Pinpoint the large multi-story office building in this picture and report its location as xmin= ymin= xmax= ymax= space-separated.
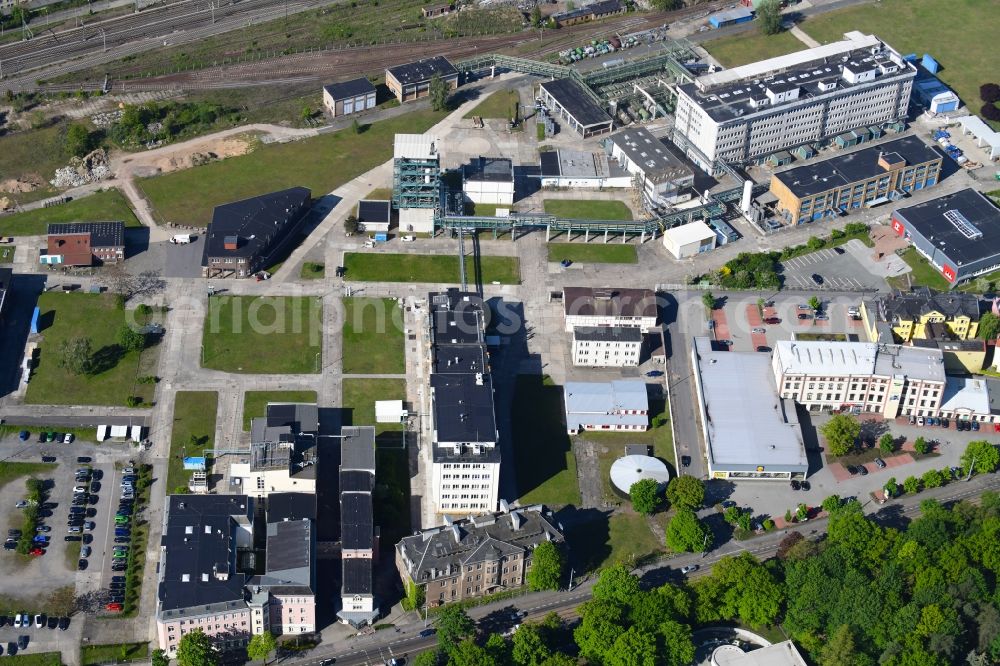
xmin=673 ymin=31 xmax=915 ymax=171
xmin=772 ymin=340 xmax=946 ymax=418
xmin=428 ymin=291 xmax=500 ymax=515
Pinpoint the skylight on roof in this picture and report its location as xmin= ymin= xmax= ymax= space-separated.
xmin=943 ymin=209 xmax=983 ymax=240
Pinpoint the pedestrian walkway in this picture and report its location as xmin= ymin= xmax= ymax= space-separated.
xmin=789 ymin=24 xmax=820 ymax=48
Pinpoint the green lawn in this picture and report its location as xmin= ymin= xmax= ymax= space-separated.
xmin=375 ymin=448 xmax=411 ymax=545
xmin=365 ymin=188 xmax=393 ymax=201
xmin=887 ymin=247 xmax=952 ymax=292
xmin=0 ymin=246 xmax=15 ymax=264
xmin=463 ymin=89 xmax=520 ymax=120
xmin=702 ymin=29 xmax=805 ymax=68
xmin=342 ymin=297 xmax=405 ymax=375
xmin=795 ymin=333 xmax=849 ymax=342
xmin=342 ymin=378 xmax=406 ymax=437
xmin=202 ymin=296 xmax=323 ymax=373
xmin=168 ymin=391 xmax=218 ymax=492
xmin=242 ymin=390 xmax=318 ymax=431
xmin=566 ymin=512 xmax=665 ymax=573
xmin=25 ymin=293 xmax=156 ymax=406
xmin=138 ymin=109 xmax=445 ymax=227
xmin=81 ymin=643 xmax=148 ymax=666
xmin=343 ymin=253 xmax=520 ymax=284
xmin=0 ymin=463 xmax=55 ymax=492
xmin=801 ymin=0 xmax=999 ymax=128
xmin=546 ymin=243 xmax=638 ymax=264
xmin=511 ymin=375 xmax=581 ymax=506
xmin=1 ymin=653 xmax=63 ymax=666
xmin=0 ymin=189 xmax=141 ymax=237
xmin=543 ymin=199 xmax=633 ymax=221
xmin=0 ymin=124 xmax=69 ymax=205
xmin=300 ymin=262 xmax=325 ymax=280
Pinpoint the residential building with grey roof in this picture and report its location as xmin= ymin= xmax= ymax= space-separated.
xmin=338 ymin=426 xmax=380 ymax=627
xmin=563 ymin=380 xmax=649 ymax=434
xmin=395 ymin=504 xmax=564 ymax=607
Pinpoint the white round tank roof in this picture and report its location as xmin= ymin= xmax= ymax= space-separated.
xmin=610 ymin=455 xmax=670 ymax=493
xmin=711 ymin=644 xmax=746 ymax=666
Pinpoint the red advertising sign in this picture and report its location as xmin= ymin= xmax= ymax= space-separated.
xmin=891 ymin=216 xmax=905 ymax=235
xmin=942 ymin=264 xmax=957 ymax=282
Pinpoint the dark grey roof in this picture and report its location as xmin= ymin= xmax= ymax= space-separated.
xmin=773 ymin=136 xmax=941 ymax=198
xmin=340 ymin=493 xmax=373 ymax=550
xmin=895 ymin=188 xmax=1000 ymax=268
xmin=340 ymin=470 xmax=374 ymax=493
xmin=464 ymin=157 xmax=513 ymax=183
xmin=323 ymin=77 xmax=376 ymax=101
xmin=609 ymin=127 xmax=693 ymax=184
xmin=387 ymin=56 xmax=457 ymax=86
xmin=342 ymin=557 xmax=373 ymax=595
xmin=357 ymin=200 xmax=391 ymax=224
xmin=205 ymin=187 xmax=311 ymax=259
xmin=341 ymin=426 xmax=376 ymax=472
xmin=266 ymin=492 xmax=316 ymax=523
xmin=432 ymin=343 xmax=488 ymax=375
xmin=395 ymin=505 xmax=564 ymax=585
xmin=430 ymin=291 xmax=487 ymax=346
xmin=573 ymin=326 xmax=643 ymax=343
xmin=251 ymin=403 xmax=318 ymax=445
xmin=47 ymin=221 xmax=124 ymax=248
xmin=0 ymin=267 xmax=11 ymax=317
xmin=265 ymin=519 xmax=312 ymax=587
xmin=431 ymin=373 xmax=497 ymax=444
xmin=562 ymin=287 xmax=658 ymax=320
xmin=540 ymin=78 xmax=611 ymax=128
xmin=877 ymin=287 xmax=980 ymax=322
xmin=158 ymin=495 xmax=251 ymax=614
xmin=539 ymin=151 xmax=561 ymax=178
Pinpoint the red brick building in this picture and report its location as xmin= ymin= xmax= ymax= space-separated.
xmin=43 ymin=222 xmax=125 ymax=266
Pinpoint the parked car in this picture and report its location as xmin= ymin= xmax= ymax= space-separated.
xmin=811 ymin=274 xmax=824 ymax=285
xmin=46 ymin=617 xmax=57 ymax=629
xmin=717 ymin=339 xmax=733 ymax=346
xmin=756 ymin=346 xmax=771 ymax=352
xmin=105 ymin=604 xmax=122 ymax=612
xmin=18 ymin=636 xmax=28 ymax=650
xmin=33 ymin=615 xmax=43 ymax=629
xmin=763 ymin=317 xmax=781 ymax=325
xmin=645 ymin=370 xmax=664 ymax=377
xmin=800 ymin=480 xmax=811 ymax=491
xmin=680 ymin=564 xmax=699 ymax=575
xmin=874 ymin=458 xmax=887 ymax=469
xmin=797 ymin=313 xmax=812 ymax=320
xmin=751 ymin=327 xmax=766 ymax=334
xmin=790 ymin=480 xmax=801 ymax=490
xmin=858 ymin=465 xmax=869 ymax=476
xmin=797 ymin=304 xmax=812 ymax=310
xmin=917 ymin=416 xmax=925 ymax=426
xmin=58 ymin=617 xmax=69 ymax=630
xmin=18 ymin=431 xmax=29 ymax=441
xmin=63 ymin=433 xmax=74 ymax=444
xmin=846 ymin=465 xmax=858 ymax=475
xmin=972 ymin=421 xmax=980 ymax=431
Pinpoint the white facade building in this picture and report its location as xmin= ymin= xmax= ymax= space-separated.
xmin=673 ymin=32 xmax=915 ymax=171
xmin=463 ymin=157 xmax=514 ymax=206
xmin=572 ymin=326 xmax=642 ymax=367
xmin=564 ymin=380 xmax=649 ymax=435
xmin=562 ymin=287 xmax=658 ymax=333
xmin=538 ymin=149 xmax=633 ymax=189
xmin=662 ymin=221 xmax=717 ymax=259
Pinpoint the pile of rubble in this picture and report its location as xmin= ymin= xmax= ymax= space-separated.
xmin=50 ymin=148 xmax=114 ymax=188
xmin=91 ymin=110 xmax=123 ymax=129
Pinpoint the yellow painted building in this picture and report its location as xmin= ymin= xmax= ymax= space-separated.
xmin=861 ymin=287 xmax=981 ymax=343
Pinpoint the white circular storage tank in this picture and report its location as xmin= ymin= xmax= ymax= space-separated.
xmin=609 ymin=455 xmax=670 ymax=494
xmin=711 ymin=644 xmax=746 ymax=666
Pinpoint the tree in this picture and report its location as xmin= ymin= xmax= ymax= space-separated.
xmin=809 ymin=296 xmax=822 ymax=311
xmin=344 ymin=214 xmax=359 ymax=235
xmin=58 ymin=336 xmax=93 ymax=375
xmin=885 ymin=477 xmax=898 ymax=498
xmin=701 ymin=292 xmax=716 ymax=311
xmin=118 ymin=324 xmax=146 ymax=353
xmin=666 ymin=475 xmax=705 ymax=509
xmin=429 ymin=73 xmax=449 ymax=112
xmin=666 ymin=508 xmax=712 ymax=553
xmin=574 ymin=600 xmax=626 ymax=663
xmin=450 ymin=639 xmax=496 ymax=666
xmin=963 ymin=440 xmax=1000 ymax=475
xmin=879 ymin=433 xmax=895 ymax=456
xmin=530 ymin=4 xmax=542 ymax=26
xmin=757 ymin=0 xmax=783 ymax=35
xmin=413 ymin=650 xmax=441 ymax=666
xmin=176 ymin=630 xmax=219 ymax=666
xmin=605 ymin=627 xmax=658 ymax=666
xmin=796 ymin=503 xmax=808 ymax=522
xmin=822 ymin=495 xmax=842 ymax=514
xmin=820 ymin=414 xmax=861 ymax=456
xmin=978 ymin=312 xmax=1000 ymax=341
xmin=650 ymin=0 xmax=683 ymax=9
xmin=483 ymin=633 xmax=510 ymax=666
xmin=820 ymin=624 xmax=870 ymax=666
xmin=593 ymin=564 xmax=641 ymax=605
xmin=981 ymin=83 xmax=1000 ymax=104
xmin=922 ymin=468 xmax=944 ymax=489
xmin=527 ymin=541 xmax=564 ymax=592
xmin=630 ymin=478 xmax=661 ymax=515
xmin=65 ymin=123 xmax=93 ymax=158
xmin=660 ymin=619 xmax=696 ymax=666
xmin=151 ymin=650 xmax=169 ymax=666
xmin=436 ymin=605 xmax=475 ymax=654
xmin=807 ymin=236 xmax=824 ymax=250
xmin=246 ymin=633 xmax=276 ymax=663
xmin=903 ymin=476 xmax=921 ymax=494
xmin=913 ymin=436 xmax=929 ymax=455
xmin=512 ymin=623 xmax=550 ymax=666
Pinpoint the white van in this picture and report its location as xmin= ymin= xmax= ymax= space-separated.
xmin=170 ymin=234 xmax=193 ymax=245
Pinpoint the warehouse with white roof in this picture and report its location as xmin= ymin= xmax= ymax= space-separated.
xmin=662 ymin=221 xmax=717 ymax=259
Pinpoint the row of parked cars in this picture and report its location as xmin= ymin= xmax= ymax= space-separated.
xmin=912 ymin=415 xmax=982 ymax=431
xmin=5 ymin=614 xmax=69 ymax=630
xmin=16 ymin=430 xmax=75 ymax=444
xmin=104 ymin=464 xmax=139 ymax=613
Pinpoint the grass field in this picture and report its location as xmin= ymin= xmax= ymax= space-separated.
xmin=567 ymin=512 xmax=664 ymax=572
xmin=702 ymin=30 xmax=805 ymax=68
xmin=0 ymin=463 xmax=55 ymax=492
xmin=1 ymin=653 xmax=63 ymax=666
xmin=887 ymin=247 xmax=952 ymax=292
xmin=466 ymin=202 xmax=505 ymax=217
xmin=0 ymin=124 xmax=68 ymax=205
xmin=25 ymin=293 xmax=156 ymax=406
xmin=138 ymin=110 xmax=445 ymax=227
xmin=543 ymin=199 xmax=633 ymax=221
xmin=202 ymin=296 xmax=323 ymax=374
xmin=300 ymin=262 xmax=325 ymax=280
xmin=375 ymin=448 xmax=411 ymax=545
xmin=0 ymin=247 xmax=15 ymax=264
xmin=342 ymin=378 xmax=407 ymax=436
xmin=546 ymin=243 xmax=638 ymax=264
xmin=343 ymin=253 xmax=520 ymax=284
xmin=801 ymin=0 xmax=999 ymax=128
xmin=463 ymin=89 xmax=520 ymax=120
xmin=168 ymin=391 xmax=218 ymax=492
xmin=81 ymin=643 xmax=149 ymax=666
xmin=342 ymin=298 xmax=405 ymax=375
xmin=242 ymin=390 xmax=318 ymax=431
xmin=0 ymin=189 xmax=140 ymax=237
xmin=365 ymin=188 xmax=393 ymax=201
xmin=511 ymin=375 xmax=580 ymax=506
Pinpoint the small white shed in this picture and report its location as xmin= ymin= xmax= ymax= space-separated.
xmin=375 ymin=400 xmax=408 ymax=423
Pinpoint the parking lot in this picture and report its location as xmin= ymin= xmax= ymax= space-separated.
xmin=779 ymin=240 xmax=887 ymax=291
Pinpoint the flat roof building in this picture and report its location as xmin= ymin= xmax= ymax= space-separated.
xmin=891 ymin=188 xmax=1000 ymax=286
xmin=539 ymin=78 xmax=613 ymax=138
xmin=357 ymin=199 xmax=392 ymax=233
xmin=673 ymin=31 xmax=915 ymax=171
xmin=322 ymin=77 xmax=377 ymax=118
xmin=338 ymin=426 xmax=379 ymax=627
xmin=662 ymin=220 xmax=717 ymax=259
xmin=563 ymin=286 xmax=658 ymax=332
xmin=564 ymin=380 xmax=649 ymax=435
xmin=537 ymin=149 xmax=632 ymax=189
xmin=203 ymin=187 xmax=311 ymax=278
xmin=463 ymin=157 xmax=514 ymax=206
xmin=608 ymin=127 xmax=695 ymax=203
xmin=230 ymin=403 xmax=318 ymax=499
xmin=572 ymin=325 xmax=643 ymax=367
xmin=691 ymin=337 xmax=807 ymax=481
xmin=770 ymin=136 xmax=943 ymax=225
xmin=385 ymin=56 xmax=459 ymax=103
xmin=42 ymin=221 xmax=125 ymax=266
